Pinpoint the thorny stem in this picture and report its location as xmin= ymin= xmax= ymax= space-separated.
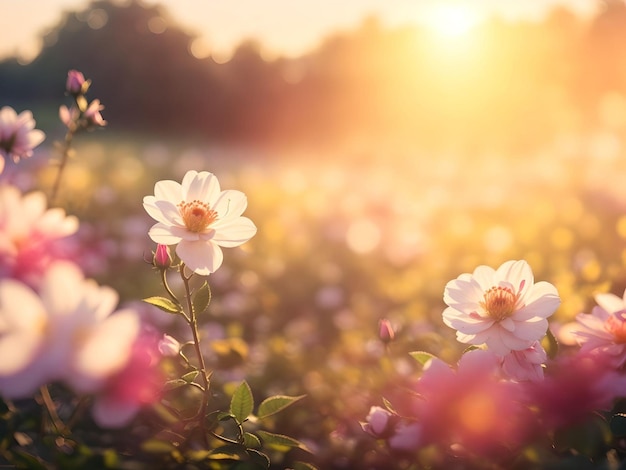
xmin=180 ymin=264 xmax=211 ymax=447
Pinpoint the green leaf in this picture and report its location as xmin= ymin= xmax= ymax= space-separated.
xmin=409 ymin=351 xmax=436 ymax=367
xmin=181 ymin=370 xmax=199 ymax=383
xmin=244 ymin=432 xmax=262 ymax=449
xmin=246 ymin=449 xmax=270 ymax=468
xmin=293 ymin=462 xmax=319 ymax=470
xmin=207 ymin=444 xmax=247 ymax=461
xmin=193 ymin=281 xmax=211 ymax=315
xmin=256 ymin=430 xmax=311 ymax=453
xmin=257 ymin=395 xmax=305 ymax=420
xmin=141 ymin=439 xmax=178 ymax=453
xmin=163 ymin=379 xmax=188 ymax=391
xmin=230 ymin=381 xmax=254 ymax=424
xmin=610 ymin=413 xmax=626 ymax=437
xmin=543 ymin=327 xmax=559 ymax=360
xmin=382 ymin=397 xmax=396 ymax=414
xmin=143 ymin=296 xmax=181 ymax=314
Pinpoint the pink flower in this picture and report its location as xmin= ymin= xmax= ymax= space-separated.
xmin=157 ymin=333 xmax=180 ymax=357
xmin=59 ymin=105 xmax=79 ymax=129
xmin=83 ymin=99 xmax=106 ymax=128
xmin=361 ymin=406 xmax=394 ymax=438
xmin=0 ymin=185 xmax=78 ymax=287
xmin=0 ymin=262 xmax=140 ymax=399
xmin=378 ymin=318 xmax=395 ymax=343
xmin=573 ymin=290 xmax=626 ymax=367
xmin=0 ymin=106 xmax=45 ymax=173
xmin=66 ymin=70 xmax=87 ymax=95
xmin=388 ymin=423 xmax=423 ymax=451
xmin=526 ymin=349 xmax=626 ymax=430
xmin=90 ymin=331 xmax=163 ymax=428
xmin=143 ymin=170 xmax=257 ymax=275
xmin=412 ymin=350 xmax=533 ymax=456
xmin=499 ymin=341 xmax=547 ymax=382
xmin=443 ymin=260 xmax=560 ymax=355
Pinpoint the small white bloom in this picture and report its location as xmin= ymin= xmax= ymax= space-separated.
xmin=443 ymin=260 xmax=560 ymax=355
xmin=143 ymin=170 xmax=257 ymax=275
xmin=158 ymin=334 xmax=180 ymax=357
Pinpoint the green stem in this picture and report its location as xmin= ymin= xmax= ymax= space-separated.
xmin=39 ymin=385 xmax=67 ymax=435
xmin=160 ymin=269 xmax=189 ymax=322
xmin=49 ymin=128 xmax=75 ymax=207
xmin=180 ymin=264 xmax=211 ymax=447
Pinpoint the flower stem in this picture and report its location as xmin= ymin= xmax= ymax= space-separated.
xmin=39 ymin=385 xmax=67 ymax=435
xmin=180 ymin=264 xmax=211 ymax=447
xmin=49 ymin=128 xmax=75 ymax=207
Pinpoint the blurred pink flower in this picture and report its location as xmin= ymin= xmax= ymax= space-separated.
xmin=84 ymin=99 xmax=106 ymax=128
xmin=66 ymin=70 xmax=86 ymax=95
xmin=0 ymin=185 xmax=78 ymax=287
xmin=59 ymin=105 xmax=79 ymax=129
xmin=443 ymin=260 xmax=560 ymax=355
xmin=378 ymin=318 xmax=395 ymax=343
xmin=0 ymin=262 xmax=140 ymax=399
xmin=574 ymin=290 xmax=626 ymax=367
xmin=413 ymin=349 xmax=533 ymax=456
xmin=0 ymin=106 xmax=45 ymax=173
xmin=527 ymin=350 xmax=626 ymax=430
xmin=499 ymin=340 xmax=547 ymax=382
xmin=143 ymin=170 xmax=257 ymax=275
xmin=90 ymin=331 xmax=163 ymax=428
xmin=361 ymin=405 xmax=394 ymax=438
xmin=388 ymin=422 xmax=423 ymax=451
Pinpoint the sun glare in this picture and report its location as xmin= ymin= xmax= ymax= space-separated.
xmin=427 ymin=4 xmax=479 ymax=39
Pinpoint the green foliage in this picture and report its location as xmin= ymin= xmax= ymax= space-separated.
xmin=193 ymin=281 xmax=211 ymax=315
xmin=142 ymin=296 xmax=181 ymax=314
xmin=230 ymin=381 xmax=254 ymax=424
xmin=257 ymin=395 xmax=305 ymax=420
xmin=256 ymin=430 xmax=311 ymax=453
xmin=543 ymin=327 xmax=559 ymax=360
xmin=409 ymin=351 xmax=437 ymax=367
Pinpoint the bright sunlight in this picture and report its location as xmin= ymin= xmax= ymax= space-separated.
xmin=426 ymin=3 xmax=480 ymax=39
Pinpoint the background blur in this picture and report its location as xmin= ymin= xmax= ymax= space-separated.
xmin=2 ymin=0 xmax=626 ymax=468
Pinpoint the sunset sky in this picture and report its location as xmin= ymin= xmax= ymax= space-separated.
xmin=0 ymin=0 xmax=598 ymax=62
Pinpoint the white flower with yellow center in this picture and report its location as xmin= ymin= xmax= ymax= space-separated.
xmin=143 ymin=170 xmax=257 ymax=275
xmin=442 ymin=260 xmax=560 ymax=355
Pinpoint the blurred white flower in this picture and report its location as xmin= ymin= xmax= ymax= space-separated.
xmin=0 ymin=106 xmax=45 ymax=172
xmin=443 ymin=260 xmax=560 ymax=355
xmin=143 ymin=170 xmax=257 ymax=275
xmin=574 ymin=289 xmax=626 ymax=367
xmin=0 ymin=262 xmax=140 ymax=399
xmin=0 ymin=185 xmax=78 ymax=287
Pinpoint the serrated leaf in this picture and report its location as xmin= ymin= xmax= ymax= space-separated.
xmin=293 ymin=461 xmax=319 ymax=470
xmin=256 ymin=430 xmax=311 ymax=453
xmin=181 ymin=370 xmax=199 ymax=383
xmin=409 ymin=351 xmax=436 ymax=366
xmin=610 ymin=413 xmax=626 ymax=437
xmin=230 ymin=381 xmax=254 ymax=424
xmin=193 ymin=281 xmax=211 ymax=315
xmin=244 ymin=432 xmax=262 ymax=449
xmin=143 ymin=296 xmax=181 ymax=314
xmin=257 ymin=395 xmax=305 ymax=420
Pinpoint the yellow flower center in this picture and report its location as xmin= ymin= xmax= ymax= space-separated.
xmin=480 ymin=286 xmax=519 ymax=321
xmin=178 ymin=199 xmax=218 ymax=233
xmin=606 ymin=312 xmax=626 ymax=343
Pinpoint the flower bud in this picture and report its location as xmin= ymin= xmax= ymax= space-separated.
xmin=158 ymin=334 xmax=180 ymax=357
xmin=66 ymin=70 xmax=86 ymax=95
xmin=378 ymin=319 xmax=395 ymax=343
xmin=153 ymin=244 xmax=172 ymax=270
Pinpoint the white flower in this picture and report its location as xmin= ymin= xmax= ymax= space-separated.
xmin=574 ymin=289 xmax=626 ymax=367
xmin=143 ymin=170 xmax=257 ymax=275
xmin=0 ymin=262 xmax=140 ymax=399
xmin=443 ymin=260 xmax=560 ymax=355
xmin=0 ymin=106 xmax=45 ymax=172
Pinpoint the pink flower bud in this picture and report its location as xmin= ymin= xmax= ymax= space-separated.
xmin=153 ymin=244 xmax=172 ymax=270
xmin=158 ymin=334 xmax=180 ymax=357
xmin=378 ymin=319 xmax=395 ymax=343
xmin=66 ymin=70 xmax=86 ymax=95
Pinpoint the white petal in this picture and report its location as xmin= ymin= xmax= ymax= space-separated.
xmin=513 ymin=318 xmax=548 ymax=341
xmin=513 ymin=282 xmax=560 ymax=321
xmin=154 ymin=179 xmax=182 ymax=202
xmin=212 ymin=217 xmax=257 ymax=247
xmin=471 ymin=265 xmax=496 ymax=290
xmin=0 ymin=332 xmax=42 ymax=375
xmin=595 ymin=293 xmax=625 ymax=315
xmin=176 ymin=239 xmax=223 ymax=275
xmin=442 ymin=307 xmax=494 ymax=333
xmin=443 ymin=278 xmax=484 ymax=310
xmin=212 ymin=190 xmax=247 ymax=219
xmin=71 ymin=310 xmax=140 ymax=392
xmin=183 ymin=171 xmax=220 ymax=203
xmin=40 ymin=262 xmax=84 ymax=315
xmin=0 ymin=279 xmax=46 ymax=330
xmin=148 ymin=223 xmax=183 ymax=245
xmin=496 ymin=260 xmax=533 ymax=295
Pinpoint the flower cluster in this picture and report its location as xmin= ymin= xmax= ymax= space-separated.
xmin=365 ymin=259 xmax=626 ymax=465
